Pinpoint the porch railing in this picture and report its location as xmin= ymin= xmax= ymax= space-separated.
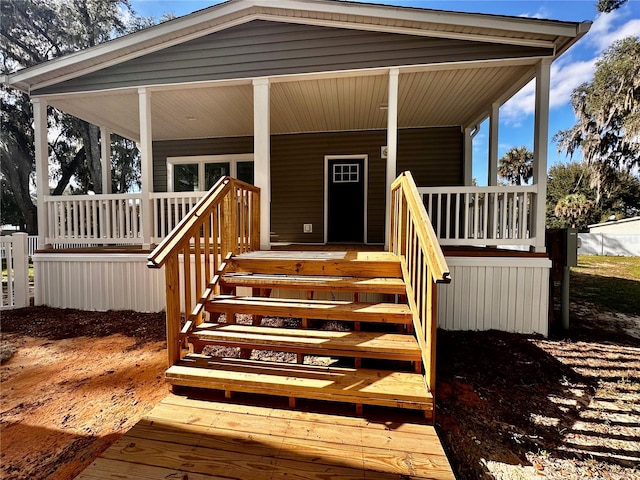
xmin=390 ymin=171 xmax=451 ymax=396
xmin=45 ymin=193 xmax=143 ymax=245
xmin=147 ymin=177 xmax=260 ymax=366
xmin=151 ymin=191 xmax=206 ymax=241
xmin=418 ymin=185 xmax=537 ymax=248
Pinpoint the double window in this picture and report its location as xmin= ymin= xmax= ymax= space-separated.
xmin=167 ymin=154 xmax=254 ymax=192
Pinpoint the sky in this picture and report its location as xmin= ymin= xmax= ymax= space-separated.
xmin=131 ymin=0 xmax=640 ymax=185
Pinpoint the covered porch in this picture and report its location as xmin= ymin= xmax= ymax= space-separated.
xmin=33 ymin=60 xmax=554 ymax=253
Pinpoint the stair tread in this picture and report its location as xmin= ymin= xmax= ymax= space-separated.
xmin=230 ymin=252 xmax=402 ymax=278
xmin=191 ymin=323 xmax=420 ymax=359
xmin=205 ymin=295 xmax=412 ymax=324
xmin=166 ymin=357 xmax=432 ymax=409
xmin=220 ymin=272 xmax=406 ymax=294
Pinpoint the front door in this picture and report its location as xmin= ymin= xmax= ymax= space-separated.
xmin=327 ymin=158 xmax=365 ymax=243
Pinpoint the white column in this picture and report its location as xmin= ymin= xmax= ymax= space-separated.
xmin=463 ymin=127 xmax=473 ymax=186
xmin=32 ymin=98 xmax=49 ymax=247
xmin=138 ymin=87 xmax=153 ymax=247
xmin=253 ymin=78 xmax=271 ymax=250
xmin=384 ymin=68 xmax=400 ymax=250
xmin=12 ymin=233 xmax=29 ymax=308
xmin=100 ymin=127 xmax=112 ymax=194
xmin=533 ymin=59 xmax=551 ymax=252
xmin=488 ymin=103 xmax=499 ymax=186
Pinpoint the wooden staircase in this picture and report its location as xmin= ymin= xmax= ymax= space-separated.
xmin=148 ymin=174 xmax=450 ymax=425
xmin=165 ymin=251 xmax=435 ymax=418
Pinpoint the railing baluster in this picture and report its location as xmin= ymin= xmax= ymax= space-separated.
xmin=445 ymin=193 xmax=451 ymax=240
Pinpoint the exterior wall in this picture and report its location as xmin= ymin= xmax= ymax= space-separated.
xmin=437 ymin=256 xmax=551 ymax=336
xmin=34 ymin=20 xmax=552 ymax=95
xmin=152 ymin=127 xmax=463 ymax=244
xmin=153 ymin=137 xmax=253 ymax=192
xmin=34 ymin=253 xmax=165 ymax=312
xmin=579 ymin=233 xmax=640 ymax=257
xmin=588 ymin=217 xmax=640 ymax=234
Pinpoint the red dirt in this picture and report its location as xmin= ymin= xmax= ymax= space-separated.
xmin=0 ymin=307 xmax=169 ymax=480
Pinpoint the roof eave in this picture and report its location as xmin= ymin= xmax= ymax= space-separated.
xmin=3 ymin=0 xmax=592 ymax=94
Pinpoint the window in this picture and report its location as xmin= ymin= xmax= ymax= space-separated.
xmin=167 ymin=155 xmax=253 ymax=192
xmin=333 ymin=163 xmax=359 ymax=183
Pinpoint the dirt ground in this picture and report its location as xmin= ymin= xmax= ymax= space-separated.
xmin=0 ymin=308 xmax=169 ymax=479
xmin=1 ymin=299 xmax=639 ymax=480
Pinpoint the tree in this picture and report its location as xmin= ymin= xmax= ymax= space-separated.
xmin=596 ymin=0 xmax=628 ymax=12
xmin=554 ymin=193 xmax=594 ymax=229
xmin=546 ymin=162 xmax=640 ymax=229
xmin=498 ymin=146 xmax=533 ymax=185
xmin=1 ymin=0 xmax=149 ymax=232
xmin=554 ymin=37 xmax=640 ymax=201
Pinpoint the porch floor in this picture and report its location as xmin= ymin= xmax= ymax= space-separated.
xmin=75 ymin=392 xmax=455 ymax=480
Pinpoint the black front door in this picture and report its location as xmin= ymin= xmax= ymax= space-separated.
xmin=327 ymin=158 xmax=365 ymax=243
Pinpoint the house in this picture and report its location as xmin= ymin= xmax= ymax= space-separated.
xmin=588 ymin=216 xmax=640 ymax=235
xmin=3 ymin=0 xmax=591 ymax=335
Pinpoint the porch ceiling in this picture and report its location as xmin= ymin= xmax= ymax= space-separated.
xmin=47 ymin=62 xmax=533 ymax=142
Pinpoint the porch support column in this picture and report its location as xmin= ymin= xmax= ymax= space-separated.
xmin=488 ymin=103 xmax=499 ymax=186
xmin=138 ymin=87 xmax=153 ymax=248
xmin=384 ymin=68 xmax=399 ymax=250
xmin=100 ymin=127 xmax=112 ymax=194
xmin=253 ymin=78 xmax=271 ymax=250
xmin=463 ymin=127 xmax=473 ymax=186
xmin=33 ymin=98 xmax=49 ymax=247
xmin=533 ymin=59 xmax=551 ymax=253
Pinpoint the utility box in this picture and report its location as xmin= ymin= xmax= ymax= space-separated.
xmin=546 ymin=228 xmax=579 ymax=331
xmin=546 ymin=228 xmax=578 ymax=279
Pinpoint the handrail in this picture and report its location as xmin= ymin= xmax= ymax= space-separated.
xmin=147 ymin=176 xmax=260 ymax=366
xmin=389 ymin=171 xmax=451 ymax=397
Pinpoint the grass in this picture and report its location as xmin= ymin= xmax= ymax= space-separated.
xmin=571 ymin=255 xmax=640 ymax=315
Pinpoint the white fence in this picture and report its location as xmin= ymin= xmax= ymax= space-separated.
xmin=0 ymin=233 xmax=29 ymax=310
xmin=418 ymin=185 xmax=538 ymax=248
xmin=579 ymin=233 xmax=640 ymax=256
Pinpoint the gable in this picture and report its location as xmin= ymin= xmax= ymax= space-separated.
xmin=33 ymin=20 xmax=553 ymax=95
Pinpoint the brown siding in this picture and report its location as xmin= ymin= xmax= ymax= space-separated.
xmin=34 ymin=20 xmax=553 ymax=95
xmin=152 ymin=127 xmax=462 ymax=244
xmin=152 ymin=137 xmax=253 ymax=192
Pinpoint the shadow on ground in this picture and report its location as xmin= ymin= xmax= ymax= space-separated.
xmin=436 ymin=324 xmax=640 ymax=479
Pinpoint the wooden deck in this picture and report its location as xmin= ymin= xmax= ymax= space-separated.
xmin=76 ymin=393 xmax=455 ymax=480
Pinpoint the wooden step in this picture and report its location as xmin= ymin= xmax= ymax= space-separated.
xmin=205 ymin=296 xmax=412 ymax=324
xmin=230 ymin=251 xmax=402 ymax=278
xmin=166 ymin=357 xmax=432 ymax=413
xmin=220 ymin=273 xmax=406 ymax=295
xmin=190 ymin=323 xmax=421 ymax=361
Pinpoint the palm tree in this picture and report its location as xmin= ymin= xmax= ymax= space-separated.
xmin=554 ymin=193 xmax=594 ymax=228
xmin=498 ymin=146 xmax=534 ymax=185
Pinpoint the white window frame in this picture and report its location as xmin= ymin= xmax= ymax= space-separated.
xmin=167 ymin=154 xmax=254 ymax=192
xmin=324 ymin=154 xmax=368 ymax=244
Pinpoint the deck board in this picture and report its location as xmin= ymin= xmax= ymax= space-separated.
xmin=75 ymin=394 xmax=455 ymax=480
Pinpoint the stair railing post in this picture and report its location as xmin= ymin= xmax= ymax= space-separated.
xmin=165 ymin=254 xmax=182 ymax=367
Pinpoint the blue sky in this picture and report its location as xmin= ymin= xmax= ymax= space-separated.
xmin=131 ymin=0 xmax=640 ymax=184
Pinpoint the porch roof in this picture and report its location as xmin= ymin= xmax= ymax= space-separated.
xmin=2 ymin=0 xmax=591 ymax=142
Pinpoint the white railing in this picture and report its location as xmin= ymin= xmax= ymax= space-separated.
xmin=45 ymin=194 xmax=143 ymax=245
xmin=1 ymin=233 xmax=29 ymax=310
xmin=418 ymin=185 xmax=538 ymax=247
xmin=150 ymin=191 xmax=206 ymax=242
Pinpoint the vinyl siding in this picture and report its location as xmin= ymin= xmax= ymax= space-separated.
xmin=152 ymin=127 xmax=463 ymax=244
xmin=34 ymin=20 xmax=552 ymax=95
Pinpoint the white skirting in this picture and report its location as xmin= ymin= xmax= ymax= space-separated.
xmin=34 ymin=253 xmax=165 ymax=312
xmin=438 ymin=256 xmax=551 ymax=336
xmin=33 ymin=252 xmax=552 ymax=335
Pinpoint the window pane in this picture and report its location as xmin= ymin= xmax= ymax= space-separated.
xmin=173 ymin=164 xmax=198 ymax=192
xmin=204 ymin=162 xmax=230 ymax=189
xmin=237 ymin=161 xmax=254 ymax=184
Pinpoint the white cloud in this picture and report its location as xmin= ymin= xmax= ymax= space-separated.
xmin=501 ymin=9 xmax=639 ymax=124
xmin=519 ymin=6 xmax=551 ymax=20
